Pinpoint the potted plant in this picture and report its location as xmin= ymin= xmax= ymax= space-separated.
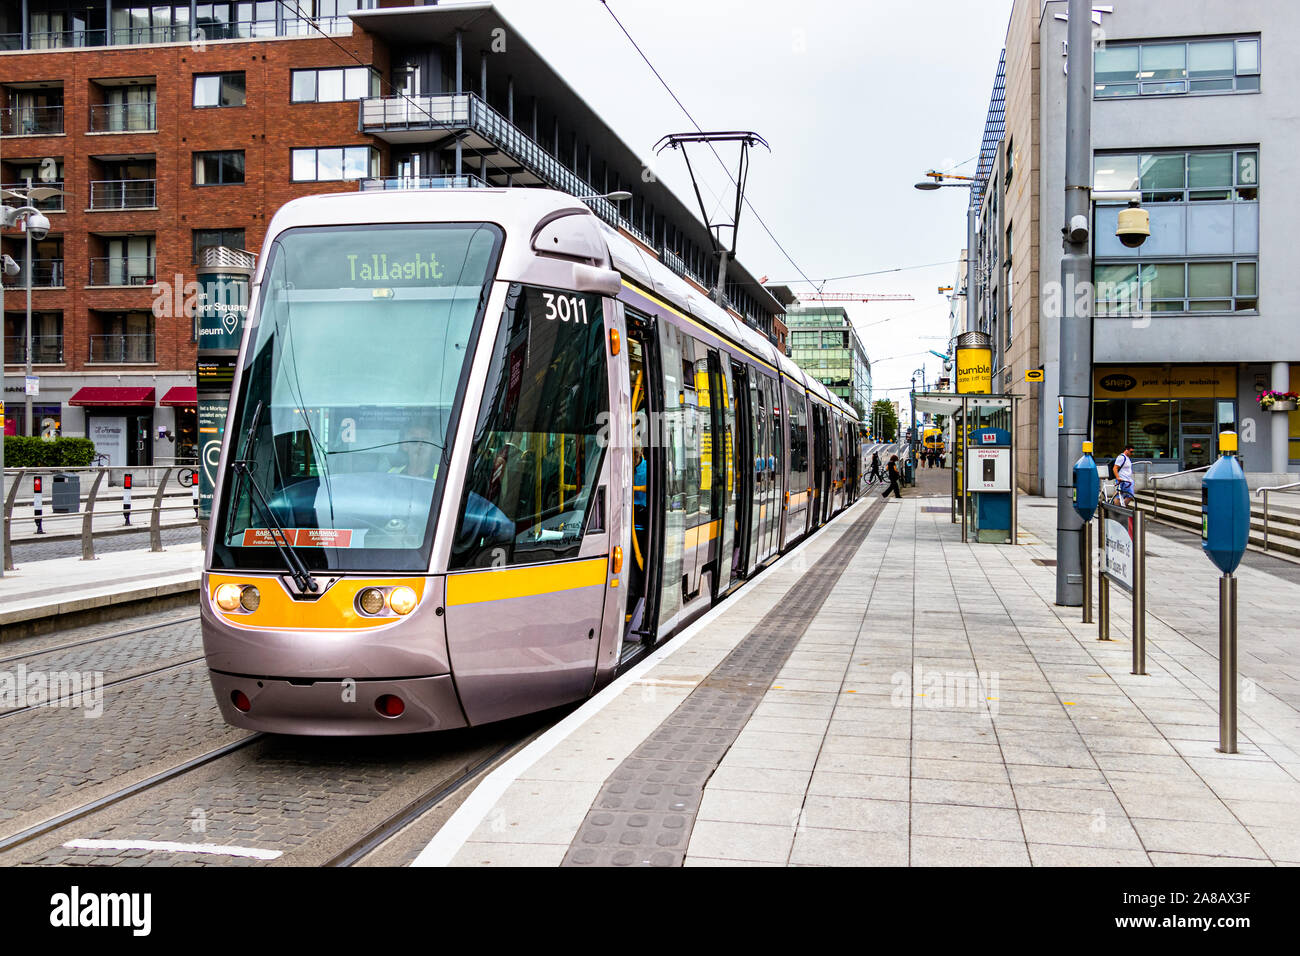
xmin=1258 ymin=390 xmax=1300 ymax=412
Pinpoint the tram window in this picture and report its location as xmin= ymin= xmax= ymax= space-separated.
xmin=450 ymin=283 xmax=609 ymax=570
xmin=787 ymin=385 xmax=808 ymax=493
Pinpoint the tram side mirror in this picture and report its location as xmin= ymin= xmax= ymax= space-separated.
xmin=571 ymin=263 xmax=623 ymax=296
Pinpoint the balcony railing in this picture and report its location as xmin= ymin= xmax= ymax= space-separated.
xmin=89 ymin=179 xmax=157 ymax=210
xmin=2 ymin=335 xmax=63 ymax=364
xmin=0 ymin=17 xmax=352 ymax=51
xmin=0 ymin=106 xmax=64 ymax=136
xmin=0 ymin=182 xmax=63 ymax=211
xmin=0 ymin=258 xmax=64 ymax=288
xmin=89 ymin=101 xmax=157 ymax=133
xmin=88 ymin=333 xmax=155 ymax=364
xmin=88 ymin=256 xmax=156 ymax=286
xmin=359 ymin=174 xmax=491 ymax=191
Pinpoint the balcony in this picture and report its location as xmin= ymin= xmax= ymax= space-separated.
xmin=89 ymin=179 xmax=157 ymax=210
xmin=88 ymin=333 xmax=155 ymax=364
xmin=88 ymin=257 xmax=155 ymax=287
xmin=0 ymin=16 xmax=352 ymax=51
xmin=0 ymin=106 xmax=64 ymax=136
xmin=359 ymin=174 xmax=491 ymax=191
xmin=3 ymin=335 xmax=63 ymax=364
xmin=0 ymin=258 xmax=64 ymax=288
xmin=89 ymin=102 xmax=157 ymax=133
xmin=0 ymin=182 xmax=63 ymax=212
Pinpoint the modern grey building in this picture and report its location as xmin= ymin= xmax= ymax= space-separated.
xmin=973 ymin=0 xmax=1297 ymax=491
xmin=782 ymin=303 xmax=872 ymax=419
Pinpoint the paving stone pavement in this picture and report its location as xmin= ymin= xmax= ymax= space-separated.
xmin=437 ymin=492 xmax=1300 ymax=866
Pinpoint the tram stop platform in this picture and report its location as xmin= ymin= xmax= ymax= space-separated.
xmin=416 ymin=469 xmax=1300 ymax=867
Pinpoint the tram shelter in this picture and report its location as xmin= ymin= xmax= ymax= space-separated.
xmin=911 ymin=393 xmax=1022 ymax=545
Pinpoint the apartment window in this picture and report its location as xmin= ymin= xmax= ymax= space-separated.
xmin=1095 ymin=148 xmax=1259 ymax=203
xmin=1095 ymin=260 xmax=1257 ymax=315
xmin=1095 ymin=37 xmax=1260 ymax=98
xmin=291 ymin=146 xmax=378 ymax=182
xmin=291 ymin=67 xmax=380 ymax=103
xmin=194 ymin=150 xmax=245 ymax=185
xmin=193 ymin=228 xmax=246 ymax=262
xmin=193 ymin=72 xmax=246 ymax=108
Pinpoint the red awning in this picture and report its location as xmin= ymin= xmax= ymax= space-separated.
xmin=160 ymin=386 xmax=197 ymax=407
xmin=68 ymin=386 xmax=156 ymax=407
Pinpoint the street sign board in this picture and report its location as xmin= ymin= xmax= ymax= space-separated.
xmin=1102 ymin=512 xmax=1134 ymax=592
xmin=24 ymin=376 xmax=38 ymax=396
xmin=1026 ymin=368 xmax=1044 ymax=382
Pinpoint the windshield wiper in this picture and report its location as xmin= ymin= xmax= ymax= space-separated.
xmin=229 ymin=400 xmax=319 ymax=594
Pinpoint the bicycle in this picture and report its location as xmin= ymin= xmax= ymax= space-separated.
xmin=1099 ymin=477 xmax=1134 ymax=509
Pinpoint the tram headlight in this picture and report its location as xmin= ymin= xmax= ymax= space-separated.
xmin=214 ymin=583 xmax=243 ymax=611
xmin=239 ymin=586 xmax=261 ymax=612
xmin=358 ymin=587 xmax=387 ymax=616
xmin=389 ymin=586 xmax=418 ymax=616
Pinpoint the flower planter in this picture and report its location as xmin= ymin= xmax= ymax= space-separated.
xmin=1268 ymin=400 xmax=1297 ymax=412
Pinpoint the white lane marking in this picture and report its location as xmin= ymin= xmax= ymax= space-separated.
xmin=411 ymin=496 xmax=868 ymax=868
xmin=64 ymin=839 xmax=282 ymax=860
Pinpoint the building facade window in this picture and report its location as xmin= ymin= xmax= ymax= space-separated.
xmin=1095 ymin=148 xmax=1258 ymax=315
xmin=193 ymin=72 xmax=246 ymax=108
xmin=290 ymin=146 xmax=379 ymax=182
xmin=193 ymin=228 xmax=247 ymax=262
xmin=1095 ymin=37 xmax=1260 ymax=98
xmin=290 ymin=67 xmax=380 ymax=103
xmin=194 ymin=150 xmax=245 ymax=185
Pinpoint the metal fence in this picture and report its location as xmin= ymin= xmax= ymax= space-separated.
xmin=1256 ymin=481 xmax=1300 ymax=552
xmin=89 ymin=101 xmax=157 ymax=132
xmin=0 ymin=106 xmax=64 ymax=136
xmin=0 ymin=182 xmax=63 ymax=211
xmin=88 ymin=333 xmax=156 ymax=364
xmin=87 ymin=256 xmax=156 ymax=286
xmin=2 ymin=463 xmax=200 ymax=570
xmin=0 ymin=258 xmax=64 ymax=288
xmin=89 ymin=179 xmax=157 ymax=210
xmin=1 ymin=335 xmax=63 ymax=364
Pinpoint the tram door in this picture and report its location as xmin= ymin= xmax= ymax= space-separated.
xmin=729 ymin=360 xmax=754 ymax=580
xmin=624 ymin=313 xmax=664 ymax=645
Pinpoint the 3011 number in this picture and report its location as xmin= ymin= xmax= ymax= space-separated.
xmin=542 ymin=292 xmax=589 ymax=324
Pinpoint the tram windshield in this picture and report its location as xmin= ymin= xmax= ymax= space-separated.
xmin=213 ymin=222 xmax=503 ymax=572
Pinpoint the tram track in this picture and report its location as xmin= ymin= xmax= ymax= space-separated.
xmin=0 ymin=734 xmax=263 ymax=857
xmin=0 ymin=655 xmax=205 ymax=718
xmin=0 ymin=612 xmax=201 ymax=665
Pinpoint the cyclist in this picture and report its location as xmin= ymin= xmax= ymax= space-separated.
xmin=1112 ymin=442 xmax=1135 ymax=507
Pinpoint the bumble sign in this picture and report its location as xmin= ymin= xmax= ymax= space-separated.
xmin=955 ymin=331 xmax=992 ymax=395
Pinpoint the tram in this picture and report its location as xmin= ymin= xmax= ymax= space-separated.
xmin=201 ymin=188 xmax=861 ymax=734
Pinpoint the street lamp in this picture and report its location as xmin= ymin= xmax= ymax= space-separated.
xmin=0 ymin=195 xmax=54 ymax=579
xmin=915 ymin=170 xmax=978 ymax=335
xmin=3 ymin=182 xmax=64 ymax=436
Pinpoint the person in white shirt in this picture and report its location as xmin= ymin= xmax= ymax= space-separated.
xmin=1113 ymin=443 xmax=1135 ymax=505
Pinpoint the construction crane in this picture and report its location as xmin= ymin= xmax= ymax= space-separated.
xmin=797 ymin=292 xmax=914 ymax=304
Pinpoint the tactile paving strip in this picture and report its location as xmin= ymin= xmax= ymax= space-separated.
xmin=563 ymin=500 xmax=885 ymax=866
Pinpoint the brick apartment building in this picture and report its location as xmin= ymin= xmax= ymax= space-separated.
xmin=2 ymin=1 xmax=784 ymax=466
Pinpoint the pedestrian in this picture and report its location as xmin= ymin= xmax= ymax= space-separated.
xmin=881 ymin=454 xmax=903 ymax=499
xmin=1112 ymin=442 xmax=1135 ymax=506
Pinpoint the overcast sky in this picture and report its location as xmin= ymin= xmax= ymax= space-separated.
xmin=493 ymin=0 xmax=1014 ymax=413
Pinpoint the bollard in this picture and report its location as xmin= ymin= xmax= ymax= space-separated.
xmin=123 ymin=472 xmax=132 ymax=526
xmin=1081 ymin=519 xmax=1092 ymax=624
xmin=1218 ymin=573 xmax=1238 ymax=753
xmin=33 ymin=475 xmax=44 ymax=535
xmin=1131 ymin=510 xmax=1147 ymax=676
xmin=1097 ymin=564 xmax=1109 ymax=641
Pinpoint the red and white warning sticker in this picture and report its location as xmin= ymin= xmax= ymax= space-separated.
xmin=241 ymin=528 xmax=353 ymax=548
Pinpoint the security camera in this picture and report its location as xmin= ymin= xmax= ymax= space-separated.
xmin=1116 ymin=200 xmax=1150 ymax=249
xmin=1 ymin=254 xmax=18 ymax=277
xmin=25 ymin=212 xmax=50 ymax=241
xmin=1068 ymin=215 xmax=1089 ymax=244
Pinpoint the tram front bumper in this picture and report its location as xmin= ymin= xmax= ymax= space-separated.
xmin=208 ymin=671 xmax=467 ymax=736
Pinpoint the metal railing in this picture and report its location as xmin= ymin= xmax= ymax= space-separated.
xmin=3 ymin=464 xmax=200 ymax=569
xmin=0 ymin=258 xmax=64 ymax=288
xmin=88 ymin=333 xmax=155 ymax=363
xmin=89 ymin=101 xmax=157 ymax=132
xmin=0 ymin=105 xmax=64 ymax=136
xmin=0 ymin=17 xmax=353 ymax=52
xmin=0 ymin=182 xmax=64 ymax=211
xmin=87 ymin=256 xmax=156 ymax=286
xmin=89 ymin=178 xmax=157 ymax=209
xmin=1255 ymin=482 xmax=1300 ymax=553
xmin=359 ymin=174 xmax=490 ymax=191
xmin=2 ymin=335 xmax=63 ymax=365
xmin=1144 ymin=464 xmax=1210 ymax=518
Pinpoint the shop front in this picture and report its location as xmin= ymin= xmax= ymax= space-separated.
xmin=68 ymin=386 xmax=156 ymax=467
xmin=1093 ymin=365 xmax=1237 ymax=469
